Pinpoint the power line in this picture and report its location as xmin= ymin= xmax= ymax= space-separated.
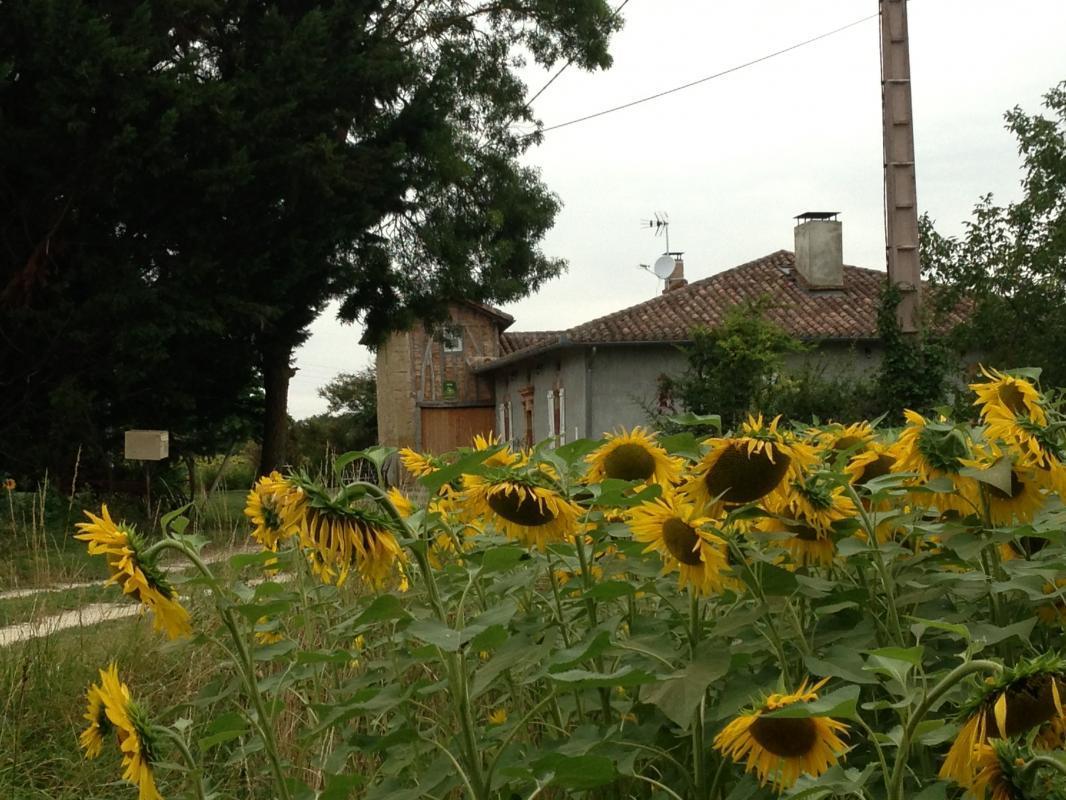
xmin=523 ymin=0 xmax=634 ymax=109
xmin=530 ymin=12 xmax=878 ymax=137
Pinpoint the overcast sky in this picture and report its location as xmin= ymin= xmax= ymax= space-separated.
xmin=289 ymin=0 xmax=1066 ymax=418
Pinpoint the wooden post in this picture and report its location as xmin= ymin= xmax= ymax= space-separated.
xmin=881 ymin=0 xmax=922 ymax=332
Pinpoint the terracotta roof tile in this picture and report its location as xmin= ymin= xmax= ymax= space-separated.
xmin=483 ymin=251 xmax=964 ymax=368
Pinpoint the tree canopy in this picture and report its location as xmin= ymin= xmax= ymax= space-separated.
xmin=1 ymin=0 xmax=623 ymax=480
xmin=924 ymin=81 xmax=1066 ymax=386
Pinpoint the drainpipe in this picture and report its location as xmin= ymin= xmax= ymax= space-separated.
xmin=584 ymin=346 xmax=597 ymax=439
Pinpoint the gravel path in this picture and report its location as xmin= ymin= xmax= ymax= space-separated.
xmin=0 ymin=544 xmax=259 ymax=647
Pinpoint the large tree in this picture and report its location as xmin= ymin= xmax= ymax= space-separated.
xmin=1 ymin=0 xmax=622 ymax=479
xmin=924 ymin=81 xmax=1066 ymax=385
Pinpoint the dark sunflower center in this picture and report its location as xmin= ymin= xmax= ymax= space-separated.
xmin=662 ymin=518 xmax=703 ymax=565
xmin=989 ymin=471 xmax=1025 ymax=501
xmin=602 ymin=443 xmax=657 ymax=481
xmin=997 ymin=382 xmax=1028 ymax=416
xmin=996 ymin=676 xmax=1059 ymax=737
xmin=704 ymin=444 xmax=791 ymax=504
xmin=786 ymin=522 xmax=821 ymax=542
xmin=749 ymin=715 xmax=819 ymax=758
xmin=833 ymin=436 xmax=864 ymax=452
xmin=858 ymin=454 xmax=895 ymax=485
xmin=488 ymin=489 xmax=557 ymax=527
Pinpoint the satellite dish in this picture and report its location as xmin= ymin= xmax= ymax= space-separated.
xmin=653 ymin=254 xmax=676 ymax=280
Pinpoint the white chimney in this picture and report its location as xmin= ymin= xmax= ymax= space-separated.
xmin=794 ymin=212 xmax=844 ymax=288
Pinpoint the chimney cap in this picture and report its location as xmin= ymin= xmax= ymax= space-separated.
xmin=795 ymin=211 xmax=840 ymax=222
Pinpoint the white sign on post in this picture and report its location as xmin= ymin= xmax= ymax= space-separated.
xmin=124 ymin=430 xmax=170 ymax=461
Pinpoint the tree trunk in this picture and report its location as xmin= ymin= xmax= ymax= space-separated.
xmin=184 ymin=453 xmax=198 ymax=502
xmin=259 ymin=340 xmax=295 ymax=476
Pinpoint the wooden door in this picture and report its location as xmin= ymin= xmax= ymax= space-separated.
xmin=420 ymin=407 xmax=496 ymax=453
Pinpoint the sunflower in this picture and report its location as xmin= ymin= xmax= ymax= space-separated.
xmin=298 ymin=501 xmax=406 ymax=590
xmin=969 ymin=740 xmax=1036 ymax=800
xmin=245 ymin=471 xmax=302 ymax=551
xmin=814 ymin=421 xmax=876 ymax=456
xmin=75 ymin=506 xmax=192 ymax=640
xmin=758 ymin=473 xmax=856 ymax=567
xmin=585 ymin=426 xmax=682 ymax=486
xmin=685 ymin=415 xmax=815 ymax=510
xmin=713 ymin=677 xmax=849 ymax=791
xmin=254 ymin=616 xmax=285 ymax=645
xmin=3 ymin=477 xmax=14 ymax=491
xmin=386 ymin=487 xmax=415 ymax=518
xmin=472 ymin=433 xmax=520 ymax=469
xmin=488 ymin=707 xmax=508 ymax=725
xmin=973 ymin=366 xmax=1047 ymax=427
xmin=399 ymin=447 xmax=441 ymax=478
xmin=82 ymin=663 xmax=164 ymax=800
xmin=462 ymin=472 xmax=583 ymax=549
xmin=79 ymin=680 xmax=111 ymax=759
xmin=941 ymin=656 xmax=1066 ymax=789
xmin=889 ymin=411 xmax=978 ymax=515
xmin=628 ymin=491 xmax=734 ymax=595
xmin=961 ymin=446 xmax=1049 ymax=526
xmin=844 ymin=441 xmax=898 ymax=489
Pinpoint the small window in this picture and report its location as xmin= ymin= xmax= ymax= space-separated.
xmin=441 ymin=325 xmax=463 ymax=353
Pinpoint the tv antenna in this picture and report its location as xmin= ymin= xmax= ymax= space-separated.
xmin=641 ymin=212 xmax=671 ymax=252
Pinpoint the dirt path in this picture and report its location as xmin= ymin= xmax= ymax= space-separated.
xmin=0 ymin=603 xmax=140 ymax=647
xmin=0 ymin=545 xmax=260 ymax=648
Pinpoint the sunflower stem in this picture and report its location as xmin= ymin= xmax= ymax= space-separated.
xmin=155 ymin=725 xmax=207 ymax=800
xmin=727 ymin=538 xmax=793 ymax=687
xmin=689 ymin=591 xmax=707 ymax=799
xmin=844 ymin=483 xmax=906 ymax=647
xmin=148 ymin=539 xmax=292 ymax=800
xmin=359 ymin=483 xmax=491 ymax=800
xmin=888 ymin=659 xmax=1004 ymax=800
xmin=574 ymin=530 xmax=614 ymax=724
xmin=1021 ymin=754 xmax=1066 ymax=782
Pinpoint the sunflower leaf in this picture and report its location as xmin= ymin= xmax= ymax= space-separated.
xmin=763 ymin=685 xmax=862 ymax=721
xmin=639 ymin=649 xmax=729 ymax=727
xmin=959 ymin=456 xmax=1014 ymax=495
xmin=548 ymin=667 xmax=657 ymax=688
xmin=532 ymin=753 xmax=617 ymax=790
xmin=418 ymin=448 xmax=493 ymax=494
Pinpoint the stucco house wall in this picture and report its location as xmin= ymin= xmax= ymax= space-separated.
xmin=492 ymin=349 xmax=586 ymax=446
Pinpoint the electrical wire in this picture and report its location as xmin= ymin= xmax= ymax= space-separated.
xmin=523 ymin=0 xmax=634 ymax=109
xmin=529 ymin=12 xmax=878 ymax=137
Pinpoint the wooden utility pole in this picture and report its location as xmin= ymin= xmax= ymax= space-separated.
xmin=880 ymin=0 xmax=922 ymax=332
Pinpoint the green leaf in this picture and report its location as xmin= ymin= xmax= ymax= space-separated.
xmin=658 ymin=432 xmax=703 ymax=460
xmin=253 ymin=639 xmax=297 ymax=662
xmin=334 ymin=446 xmax=395 ymax=477
xmin=532 ymin=753 xmax=617 ymax=790
xmin=549 ymin=667 xmax=656 ymax=689
xmin=406 ymin=618 xmax=462 ymax=652
xmin=229 ymin=550 xmax=283 ymax=570
xmin=319 ymin=773 xmax=365 ymax=800
xmin=967 ymin=618 xmax=1036 ymax=651
xmin=908 ymin=616 xmax=970 ymax=642
xmin=804 ymin=646 xmax=879 ymax=685
xmin=553 ymin=438 xmax=602 ymax=465
xmin=912 ymin=782 xmax=950 ymax=800
xmin=199 ymin=711 xmax=247 ymax=750
xmin=478 ymin=546 xmax=528 ymax=574
xmin=664 ymin=411 xmax=722 ymax=431
xmin=549 ymin=630 xmax=611 ymax=672
xmin=161 ymin=503 xmax=193 ymax=536
xmin=469 ymin=624 xmax=507 ymax=652
xmin=640 ymin=649 xmax=729 ymax=727
xmin=863 ymin=646 xmax=924 ymax=685
xmin=764 ymin=685 xmax=862 ymax=721
xmin=419 ymin=449 xmax=492 ymax=494
xmin=757 ymin=563 xmax=799 ymax=596
xmin=343 ymin=594 xmax=412 ymax=630
xmin=584 ymin=580 xmax=635 ymax=601
xmin=959 ymin=455 xmax=1014 ymax=495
